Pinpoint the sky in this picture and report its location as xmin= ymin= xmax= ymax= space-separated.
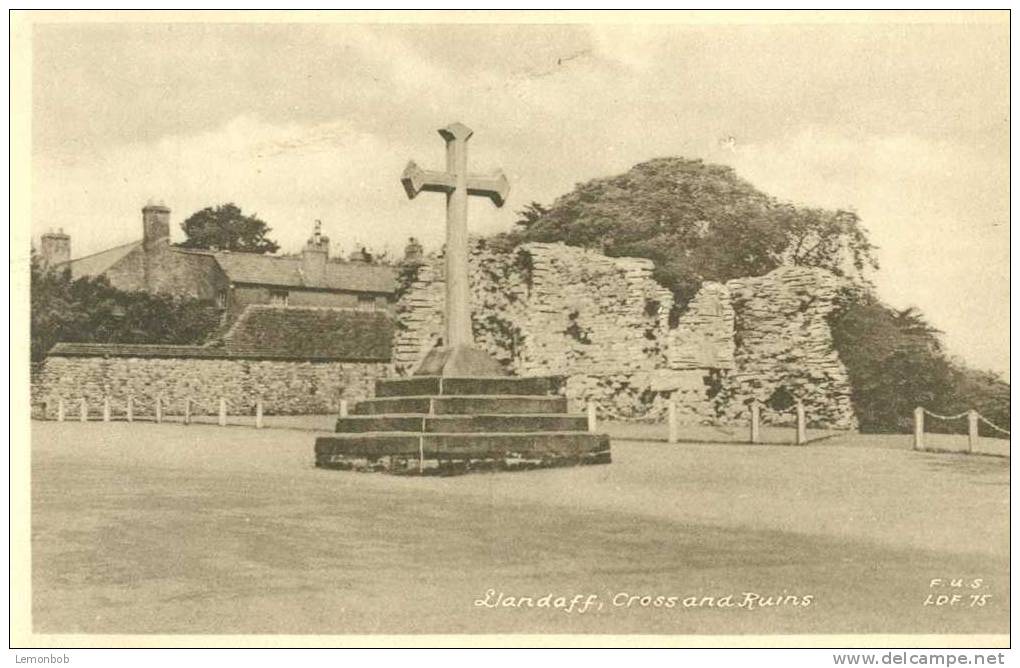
xmin=29 ymin=15 xmax=1010 ymax=377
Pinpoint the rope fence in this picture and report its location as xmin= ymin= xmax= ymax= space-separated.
xmin=44 ymin=394 xmax=1006 ymax=453
xmin=44 ymin=394 xmax=273 ymax=429
xmin=978 ymin=413 xmax=1011 ymax=438
xmin=920 ymin=409 xmax=970 ymax=421
xmin=45 ymin=392 xmax=819 ymax=446
xmin=914 ymin=406 xmax=1010 ymax=454
xmin=587 ymin=397 xmax=813 ymax=446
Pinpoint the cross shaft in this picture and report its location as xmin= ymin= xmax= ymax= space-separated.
xmin=401 ymin=122 xmax=509 ymax=351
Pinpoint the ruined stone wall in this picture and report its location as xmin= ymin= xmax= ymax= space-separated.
xmin=394 ymin=260 xmax=446 ymax=370
xmin=720 ymin=266 xmax=857 ymax=429
xmin=394 ymin=241 xmax=857 ymax=428
xmin=517 ymin=243 xmax=673 ymax=376
xmin=33 ymin=355 xmax=391 ymax=418
xmin=667 ymin=282 xmax=735 ymax=370
xmin=394 ymin=241 xmax=734 ymax=419
xmin=518 ymin=243 xmax=698 ymax=418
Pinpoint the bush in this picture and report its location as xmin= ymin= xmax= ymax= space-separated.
xmin=31 ymin=252 xmax=222 ymax=363
xmin=828 ymin=290 xmax=1009 ymax=433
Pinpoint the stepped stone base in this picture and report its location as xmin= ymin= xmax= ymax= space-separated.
xmin=314 ymin=375 xmax=611 ymax=476
xmin=414 ymin=345 xmax=507 ymax=377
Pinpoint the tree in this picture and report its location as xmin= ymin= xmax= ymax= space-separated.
xmin=825 ymin=292 xmax=1012 ymax=435
xmin=828 ymin=291 xmax=954 ymax=432
xmin=30 ymin=251 xmax=222 ymax=364
xmin=31 ymin=250 xmax=75 ymax=365
xmin=513 ymin=157 xmax=877 ymax=304
xmin=177 ymin=203 xmax=280 ymax=253
xmin=513 ymin=201 xmax=549 ymax=231
xmin=946 ymin=364 xmax=1010 ymax=434
xmin=774 ymin=205 xmax=877 ymax=282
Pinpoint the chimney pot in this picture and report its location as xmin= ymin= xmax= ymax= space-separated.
xmin=403 ymin=236 xmax=424 ymax=265
xmin=302 ymin=220 xmax=329 ymax=284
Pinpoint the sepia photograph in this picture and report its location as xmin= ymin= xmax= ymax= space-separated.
xmin=9 ymin=9 xmax=1011 ymax=651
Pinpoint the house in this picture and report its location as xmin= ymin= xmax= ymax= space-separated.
xmin=40 ymin=201 xmax=405 ymax=323
xmin=33 ymin=202 xmax=414 ymax=410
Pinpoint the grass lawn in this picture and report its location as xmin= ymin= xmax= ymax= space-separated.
xmin=31 ymin=421 xmax=1008 ymax=636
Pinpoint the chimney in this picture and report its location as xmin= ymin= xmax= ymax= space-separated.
xmin=402 ymin=236 xmax=424 ymax=265
xmin=301 ymin=220 xmax=329 ymax=285
xmin=40 ymin=228 xmax=71 ymax=269
xmin=142 ymin=200 xmax=171 ymax=249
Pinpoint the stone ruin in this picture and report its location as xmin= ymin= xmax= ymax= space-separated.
xmin=394 ymin=240 xmax=858 ymax=430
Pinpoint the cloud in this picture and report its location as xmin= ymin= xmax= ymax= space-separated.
xmin=720 ymin=127 xmax=1009 ymax=374
xmin=34 ymin=115 xmax=411 ymax=255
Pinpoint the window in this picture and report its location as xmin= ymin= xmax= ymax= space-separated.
xmin=269 ymin=290 xmax=289 ymax=306
xmin=216 ymin=290 xmax=228 ymax=309
xmin=356 ymin=294 xmax=375 ymax=311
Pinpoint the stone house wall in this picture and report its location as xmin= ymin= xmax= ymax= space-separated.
xmin=228 ymin=285 xmax=387 ymax=315
xmin=146 ymin=246 xmax=228 ymax=302
xmin=100 ymin=244 xmax=148 ymax=292
xmin=103 ymin=242 xmax=228 ymax=302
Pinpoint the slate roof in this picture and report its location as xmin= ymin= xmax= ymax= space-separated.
xmin=49 ymin=306 xmax=394 ymax=362
xmin=210 ymin=252 xmax=397 ymax=293
xmin=221 ymin=305 xmax=393 ymax=360
xmin=62 ymin=242 xmax=397 ymax=294
xmin=60 ymin=240 xmax=142 ymax=279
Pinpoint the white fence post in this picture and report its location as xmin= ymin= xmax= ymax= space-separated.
xmin=102 ymin=396 xmax=111 ymax=422
xmin=183 ymin=398 xmax=191 ymax=425
xmin=79 ymin=397 xmax=88 ymax=422
xmin=155 ymin=396 xmax=163 ymax=424
xmin=749 ymin=401 xmax=761 ymax=444
xmin=126 ymin=395 xmax=133 ymax=422
xmin=57 ymin=397 xmax=65 ymax=422
xmin=255 ymin=398 xmax=264 ymax=429
xmin=339 ymin=399 xmax=349 ymax=419
xmin=795 ymin=401 xmax=807 ymax=445
xmin=913 ymin=407 xmax=924 ymax=451
xmin=667 ymin=399 xmax=678 ymax=444
xmin=586 ymin=401 xmax=597 ymax=433
xmin=219 ymin=397 xmax=227 ymax=427
xmin=968 ymin=409 xmax=979 ymax=453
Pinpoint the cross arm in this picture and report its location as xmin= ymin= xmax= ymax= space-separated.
xmin=466 ymin=171 xmax=510 ymax=207
xmin=401 ymin=161 xmax=510 ymax=207
xmin=401 ymin=161 xmax=455 ymax=199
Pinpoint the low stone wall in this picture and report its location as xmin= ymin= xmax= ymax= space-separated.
xmin=33 ymin=354 xmax=392 ymax=418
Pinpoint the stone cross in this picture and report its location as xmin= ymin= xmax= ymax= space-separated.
xmin=401 ymin=122 xmax=509 ymax=353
